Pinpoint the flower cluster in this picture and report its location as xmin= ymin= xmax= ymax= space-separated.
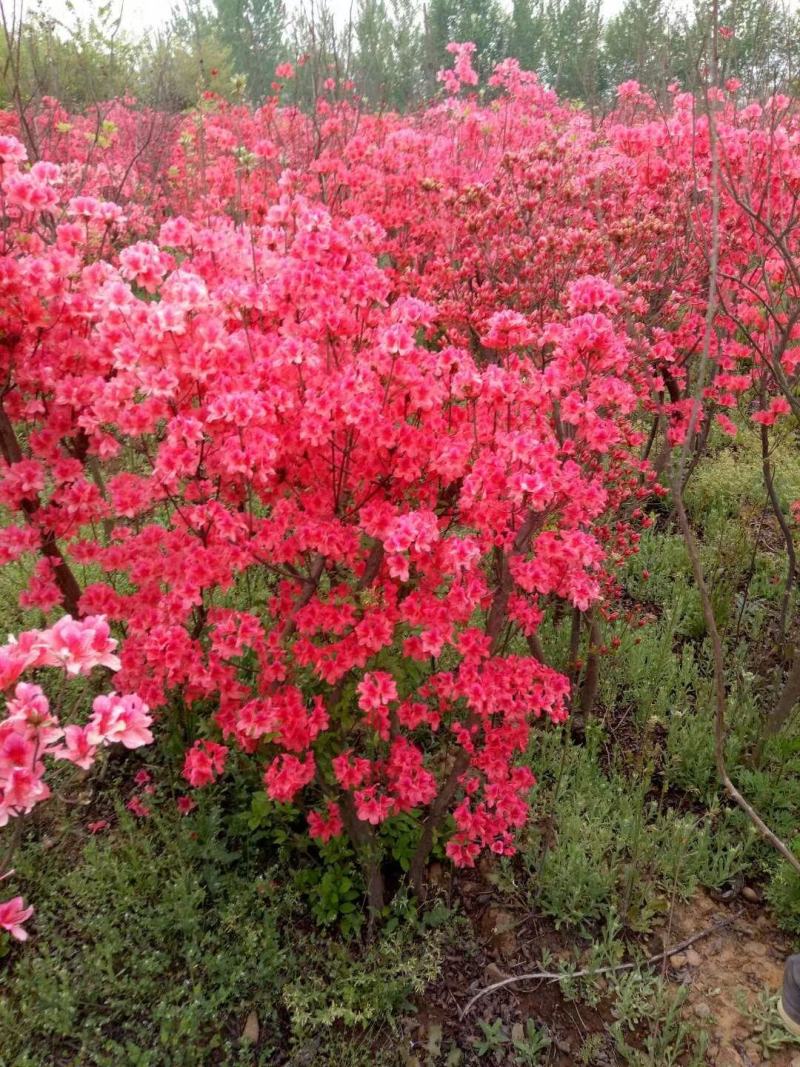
xmin=0 ymin=617 xmax=151 ymax=940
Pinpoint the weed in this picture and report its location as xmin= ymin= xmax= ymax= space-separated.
xmin=510 ymin=1019 xmax=550 ymax=1065
xmin=472 ymin=1018 xmax=508 ymax=1058
xmin=610 ymin=982 xmax=708 ymax=1066
xmin=745 ymin=990 xmax=800 ymax=1057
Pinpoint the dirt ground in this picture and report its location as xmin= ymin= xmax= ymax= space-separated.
xmin=665 ymin=891 xmax=798 ymax=1067
xmin=410 ymin=878 xmax=800 ymax=1065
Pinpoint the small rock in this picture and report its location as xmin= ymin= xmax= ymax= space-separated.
xmin=694 ymin=1002 xmax=712 ymax=1020
xmin=428 ymin=862 xmax=445 ymax=886
xmin=670 ymin=952 xmax=688 ymax=968
xmin=742 ymin=886 xmax=760 ymax=903
xmin=511 ymin=1023 xmax=525 ymax=1043
xmin=790 ymin=1057 xmax=800 ymax=1067
xmin=484 ymin=962 xmax=506 ymax=983
xmin=480 ymin=907 xmax=518 ymax=957
xmin=685 ymin=948 xmax=703 ymax=967
xmin=242 ymin=1011 xmax=259 ymax=1045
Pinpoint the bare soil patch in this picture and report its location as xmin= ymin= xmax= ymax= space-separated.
xmin=408 ymin=881 xmax=800 ymax=1065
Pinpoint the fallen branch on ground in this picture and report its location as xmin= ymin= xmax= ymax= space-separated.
xmin=460 ymin=916 xmax=735 ymax=1017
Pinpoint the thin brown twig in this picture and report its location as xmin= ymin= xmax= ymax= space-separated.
xmin=460 ymin=917 xmax=734 ymax=1018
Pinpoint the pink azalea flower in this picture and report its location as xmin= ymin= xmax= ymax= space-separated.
xmin=38 ymin=616 xmax=121 ymax=676
xmin=182 ymin=740 xmax=228 ymax=788
xmin=126 ymin=795 xmax=151 ymax=818
xmin=87 ymin=694 xmax=153 ymax=749
xmin=0 ymin=896 xmax=33 ymax=941
xmin=54 ymin=724 xmax=98 ymax=770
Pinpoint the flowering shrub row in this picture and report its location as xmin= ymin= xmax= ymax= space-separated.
xmin=0 ymin=44 xmax=798 ymax=910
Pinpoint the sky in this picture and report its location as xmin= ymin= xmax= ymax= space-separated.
xmin=34 ymin=0 xmax=626 ymax=36
xmin=34 ymin=0 xmax=175 ymax=34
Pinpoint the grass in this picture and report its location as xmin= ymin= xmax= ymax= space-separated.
xmin=516 ymin=725 xmax=755 ymax=932
xmin=0 ymin=801 xmax=446 ymax=1067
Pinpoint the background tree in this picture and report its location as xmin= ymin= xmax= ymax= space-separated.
xmin=213 ymin=0 xmax=286 ymax=102
xmin=714 ymin=0 xmax=799 ymax=96
xmin=543 ymin=0 xmax=605 ymax=104
xmin=285 ymin=0 xmax=355 ymax=110
xmin=155 ymin=3 xmax=234 ymax=108
xmin=386 ymin=0 xmax=424 ymax=106
xmin=352 ymin=0 xmax=425 ymax=108
xmin=507 ymin=0 xmax=546 ymax=75
xmin=422 ymin=0 xmax=509 ymax=90
xmin=603 ymin=0 xmax=673 ymax=95
xmin=1 ymin=4 xmax=140 ymax=111
xmin=353 ymin=0 xmax=396 ymax=107
xmin=6 ymin=0 xmax=800 ymax=114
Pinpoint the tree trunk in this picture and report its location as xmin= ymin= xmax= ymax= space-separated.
xmin=408 ymin=748 xmax=470 ymax=898
xmin=0 ymin=405 xmax=82 ymax=617
xmin=766 ymin=645 xmax=800 ymax=737
xmin=340 ymin=793 xmax=385 ymax=929
xmin=579 ymin=613 xmax=601 ymax=718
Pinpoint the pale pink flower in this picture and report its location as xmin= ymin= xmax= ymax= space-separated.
xmin=54 ymin=725 xmax=98 ymax=770
xmin=0 ymin=896 xmax=33 ymax=941
xmin=87 ymin=693 xmax=153 ymax=749
xmin=38 ymin=616 xmax=121 ymax=676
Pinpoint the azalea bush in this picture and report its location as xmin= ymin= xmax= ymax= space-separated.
xmin=0 ymin=42 xmax=798 ymax=918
